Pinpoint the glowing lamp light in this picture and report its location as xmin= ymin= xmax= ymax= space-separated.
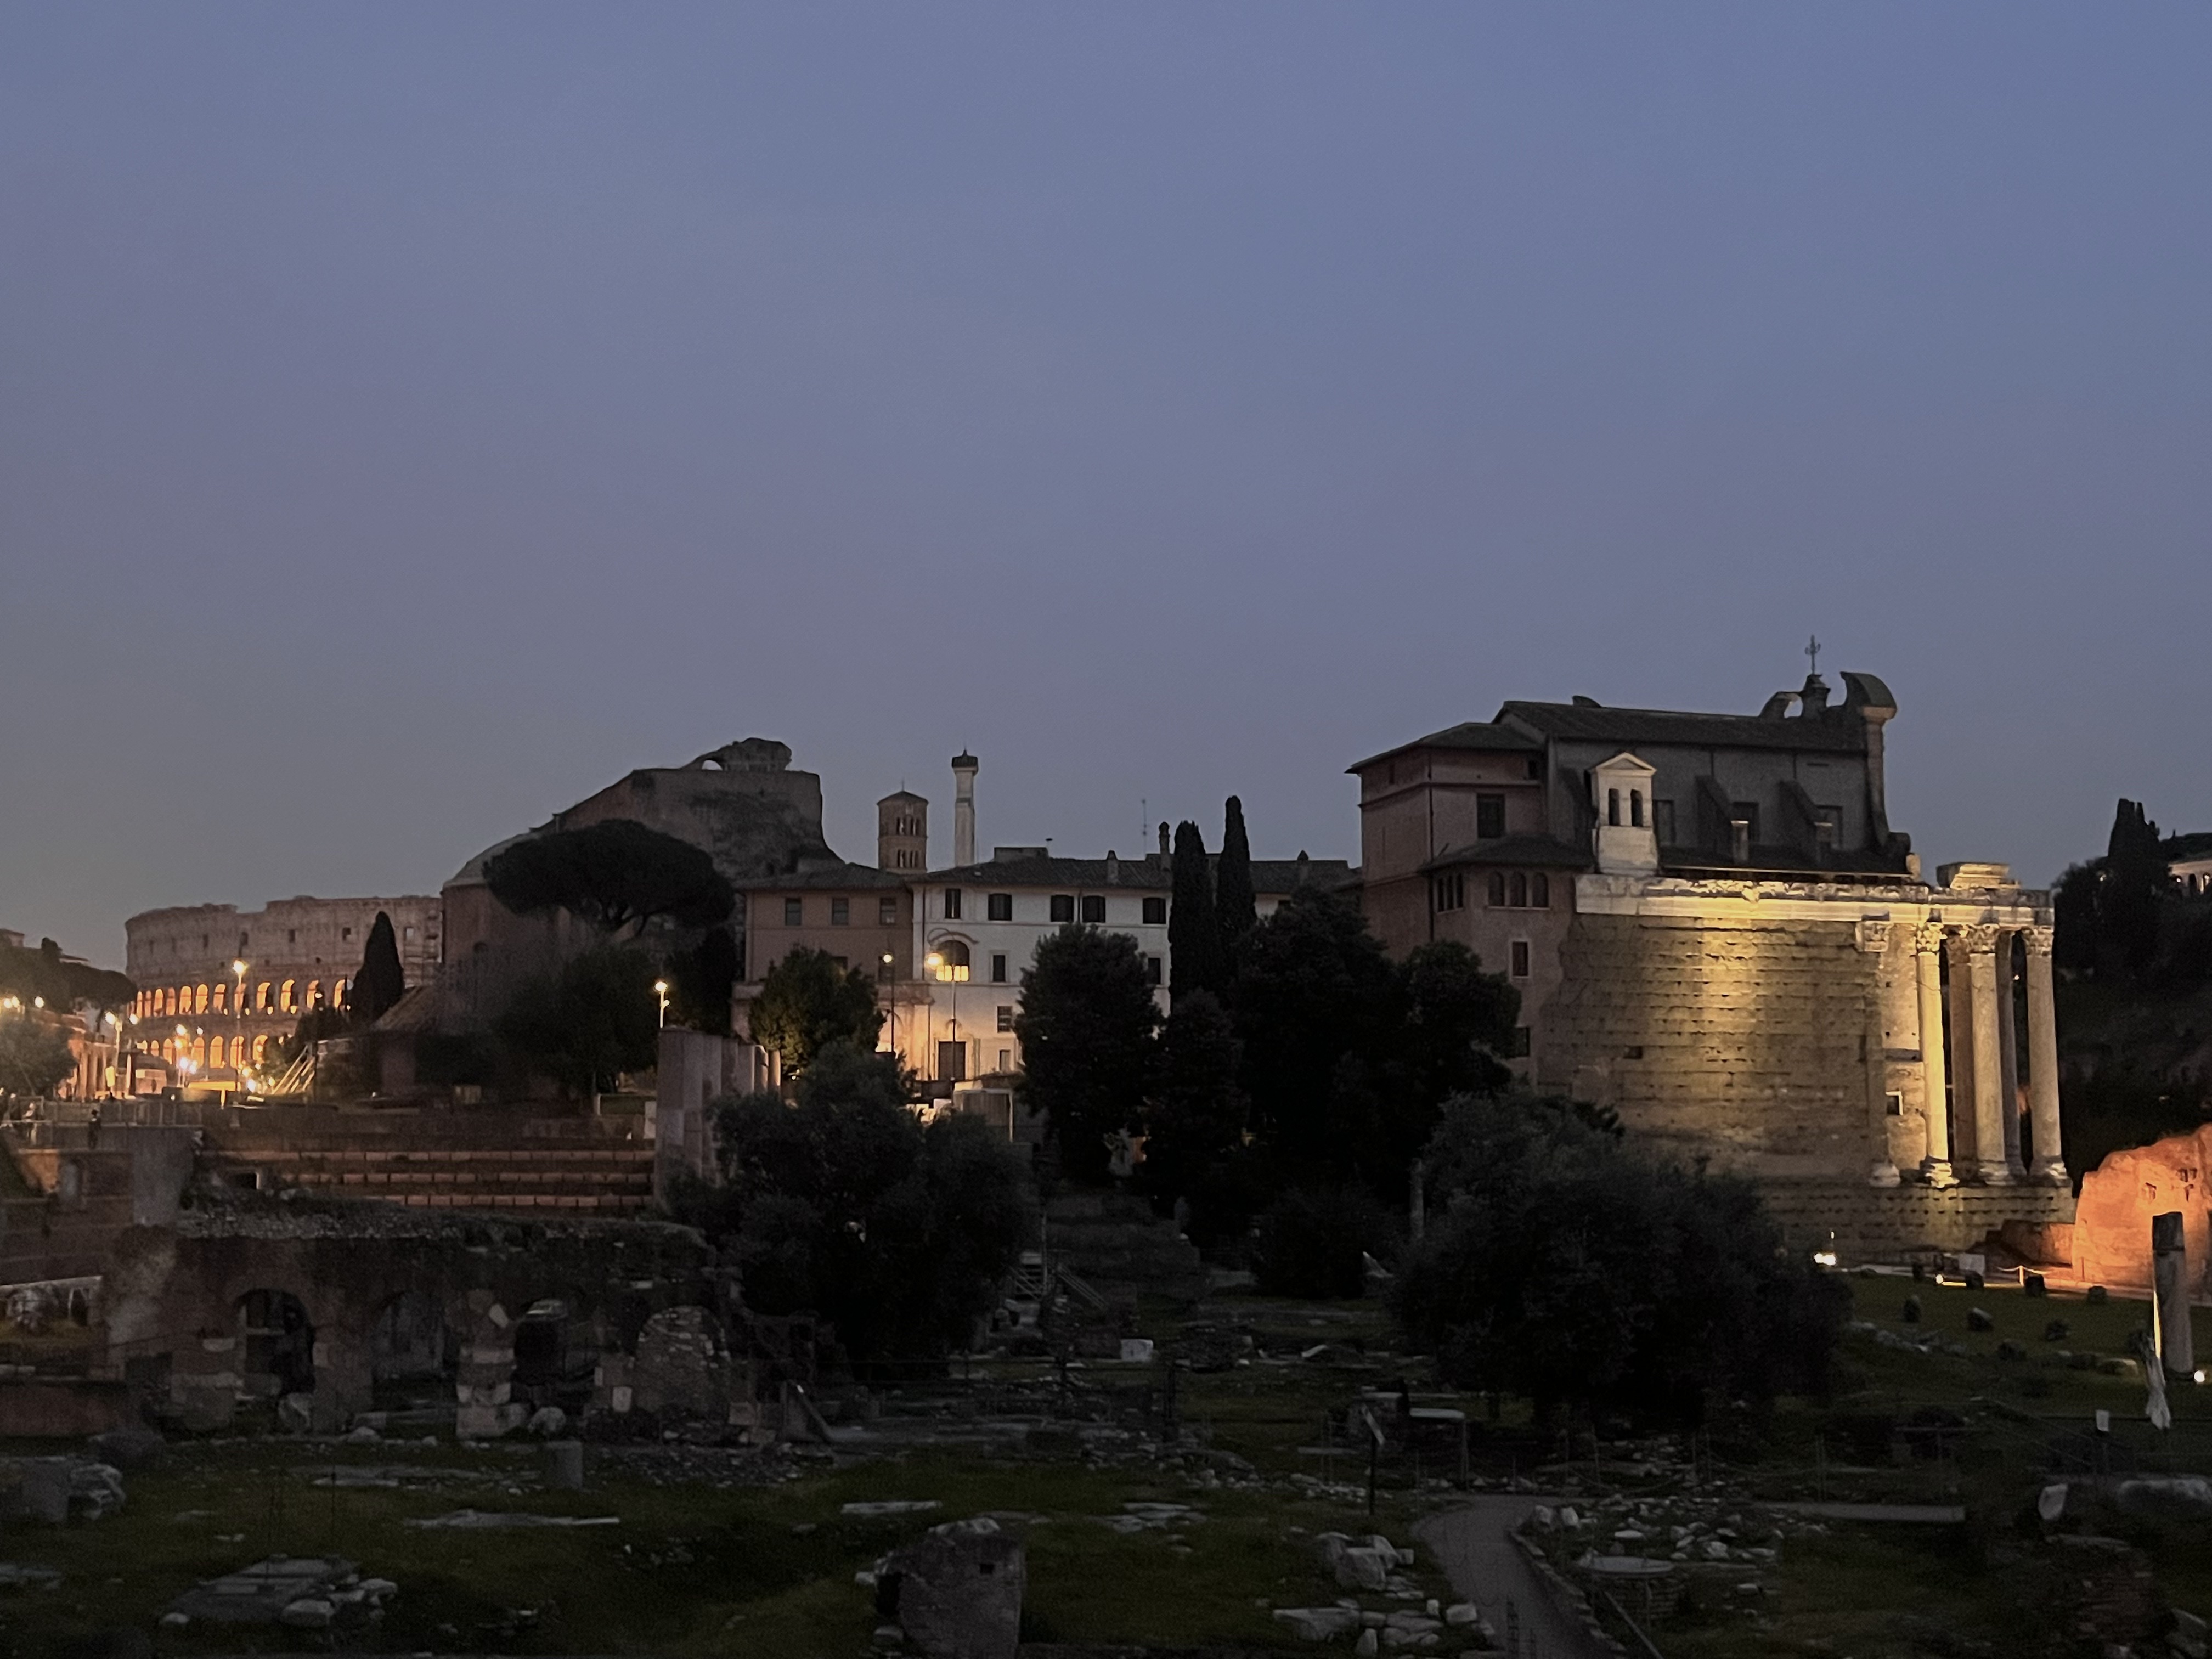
xmin=1812 ymin=1250 xmax=1839 ymax=1268
xmin=2197 ymin=1369 xmax=2207 ymax=1386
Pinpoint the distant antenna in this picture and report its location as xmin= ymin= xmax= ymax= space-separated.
xmin=1805 ymin=634 xmax=1823 ymax=676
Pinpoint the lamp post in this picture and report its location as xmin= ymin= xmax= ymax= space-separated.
xmin=230 ymin=960 xmax=249 ymax=1093
xmin=653 ymin=979 xmax=670 ymax=1029
xmin=923 ymin=952 xmax=943 ymax=1082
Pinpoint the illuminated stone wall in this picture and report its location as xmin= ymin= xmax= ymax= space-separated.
xmin=1535 ymin=910 xmax=1881 ymax=1180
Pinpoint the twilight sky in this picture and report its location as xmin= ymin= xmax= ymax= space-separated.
xmin=4 ymin=5 xmax=2209 ymax=967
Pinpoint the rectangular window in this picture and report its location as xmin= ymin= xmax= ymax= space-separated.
xmin=996 ymin=1005 xmax=1014 ymax=1032
xmin=936 ymin=1041 xmax=967 ymax=1083
xmin=990 ymin=953 xmax=1008 ymax=983
xmin=1050 ymin=895 xmax=1075 ymax=923
xmin=1653 ymin=799 xmax=1675 ymax=845
xmin=1144 ymin=955 xmax=1163 ymax=986
xmin=1080 ymin=895 xmax=1107 ymax=924
xmin=1510 ymin=939 xmax=1531 ymax=977
xmin=944 ymin=889 xmax=963 ymax=919
xmin=341 ymin=926 xmax=353 ymax=941
xmin=997 ymin=1049 xmax=1012 ymax=1073
xmin=783 ymin=898 xmax=803 ymax=927
xmin=879 ymin=898 xmax=898 ymax=926
xmin=987 ymin=893 xmax=1013 ymax=921
xmin=1432 ymin=873 xmax=1465 ymax=913
xmin=1476 ymin=793 xmax=1506 ymax=839
xmin=1142 ymin=896 xmax=1166 ymax=924
xmin=830 ymin=898 xmax=850 ymax=926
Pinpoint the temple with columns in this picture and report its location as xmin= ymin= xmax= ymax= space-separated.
xmin=1353 ymin=669 xmax=2070 ymax=1255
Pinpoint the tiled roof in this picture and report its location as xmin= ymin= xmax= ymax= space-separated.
xmin=922 ymin=854 xmax=1355 ymax=895
xmin=1348 ymin=721 xmax=1545 ymax=772
xmin=740 ymin=862 xmax=908 ymax=893
xmin=1497 ymin=700 xmax=1868 ymax=755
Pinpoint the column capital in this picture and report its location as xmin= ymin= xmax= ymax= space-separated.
xmin=1914 ymin=923 xmax=1948 ymax=957
xmin=2023 ymin=924 xmax=2055 ymax=957
xmin=1856 ymin=918 xmax=1893 ymax=954
xmin=1954 ymin=923 xmax=2001 ymax=956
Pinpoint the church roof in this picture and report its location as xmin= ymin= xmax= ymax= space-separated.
xmin=1420 ymin=834 xmax=1592 ymax=873
xmin=1347 ymin=721 xmax=1543 ymax=772
xmin=1497 ymin=699 xmax=1870 ymax=755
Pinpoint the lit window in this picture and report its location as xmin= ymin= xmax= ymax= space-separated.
xmin=933 ymin=940 xmax=972 ymax=983
xmin=996 ymin=1006 xmax=1014 ymax=1032
xmin=1510 ymin=940 xmax=1530 ymax=978
xmin=333 ymin=978 xmax=348 ymax=1007
xmin=945 ymin=890 xmax=963 ymax=921
xmin=1080 ymin=895 xmax=1107 ymax=924
xmin=306 ymin=980 xmax=321 ymax=1010
xmin=252 ymin=1036 xmax=267 ymax=1062
xmin=784 ymin=898 xmax=803 ymax=926
xmin=879 ymin=898 xmax=898 ymax=926
xmin=987 ymin=893 xmax=1013 ymax=921
xmin=256 ymin=982 xmax=271 ymax=1012
xmin=1142 ymin=896 xmax=1166 ymax=924
xmin=280 ymin=980 xmax=296 ymax=1012
xmin=1050 ymin=895 xmax=1074 ymax=923
xmin=831 ymin=898 xmax=850 ymax=926
xmin=194 ymin=984 xmax=210 ymax=1014
xmin=213 ymin=983 xmax=227 ymax=1013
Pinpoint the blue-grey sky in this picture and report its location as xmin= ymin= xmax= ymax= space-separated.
xmin=5 ymin=5 xmax=2209 ymax=967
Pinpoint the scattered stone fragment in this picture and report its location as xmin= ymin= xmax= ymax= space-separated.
xmin=1273 ymin=1605 xmax=1361 ymax=1641
xmin=845 ymin=1500 xmax=944 ymax=1517
xmin=874 ymin=1516 xmax=1023 ymax=1659
xmin=1966 ymin=1306 xmax=1994 ymax=1333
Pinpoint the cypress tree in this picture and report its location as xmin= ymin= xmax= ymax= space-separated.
xmin=351 ymin=911 xmax=406 ymax=1024
xmin=1215 ymin=795 xmax=1258 ymax=969
xmin=1169 ymin=820 xmax=1224 ymax=1004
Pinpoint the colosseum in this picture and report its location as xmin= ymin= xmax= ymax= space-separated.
xmin=125 ymin=896 xmax=441 ymax=1074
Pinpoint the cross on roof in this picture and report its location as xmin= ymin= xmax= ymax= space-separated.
xmin=1805 ymin=634 xmax=1822 ymax=677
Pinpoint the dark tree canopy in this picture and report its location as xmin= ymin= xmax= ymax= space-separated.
xmin=0 ymin=1018 xmax=76 ymax=1098
xmin=494 ymin=946 xmax=659 ymax=1096
xmin=2100 ymin=799 xmax=2170 ymax=985
xmin=698 ymin=1044 xmax=1035 ymax=1366
xmin=0 ymin=937 xmax=134 ymax=1017
xmin=485 ymin=820 xmax=735 ymax=936
xmin=1168 ymin=820 xmax=1224 ymax=1003
xmin=750 ymin=946 xmax=884 ymax=1076
xmin=1015 ymin=924 xmax=1160 ymax=1184
xmin=349 ymin=912 xmax=406 ymax=1025
xmin=1392 ymin=1092 xmax=1846 ymax=1427
xmin=1230 ymin=890 xmax=1517 ymax=1197
xmin=1213 ymin=797 xmax=1258 ymax=967
xmin=668 ymin=925 xmax=740 ymax=1036
xmin=1139 ymin=988 xmax=1246 ymax=1218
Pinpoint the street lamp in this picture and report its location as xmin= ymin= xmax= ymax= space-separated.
xmin=230 ymin=960 xmax=249 ymax=1087
xmin=653 ymin=979 xmax=670 ymax=1029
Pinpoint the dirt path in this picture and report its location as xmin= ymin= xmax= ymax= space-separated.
xmin=1415 ymin=1498 xmax=1612 ymax=1659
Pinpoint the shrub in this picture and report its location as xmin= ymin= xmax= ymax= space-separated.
xmin=1251 ymin=1186 xmax=1395 ymax=1300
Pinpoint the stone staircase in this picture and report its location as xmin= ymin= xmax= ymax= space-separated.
xmin=201 ymin=1120 xmax=655 ymax=1214
xmin=1043 ymin=1190 xmax=1206 ymax=1305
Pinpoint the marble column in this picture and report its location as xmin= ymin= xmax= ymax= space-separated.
xmin=1860 ymin=919 xmax=1900 ymax=1187
xmin=1962 ymin=926 xmax=2013 ymax=1184
xmin=1995 ymin=931 xmax=2025 ymax=1178
xmin=1915 ymin=924 xmax=1956 ymax=1187
xmin=1944 ymin=932 xmax=1979 ymax=1177
xmin=2024 ymin=925 xmax=2067 ymax=1184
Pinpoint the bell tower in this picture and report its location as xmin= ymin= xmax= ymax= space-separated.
xmin=877 ymin=791 xmax=929 ymax=872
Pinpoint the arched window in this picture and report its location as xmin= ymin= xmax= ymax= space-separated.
xmin=256 ymin=981 xmax=271 ymax=1012
xmin=194 ymin=984 xmax=210 ymax=1014
xmin=1607 ymin=788 xmax=1621 ymax=827
xmin=163 ymin=988 xmax=176 ymax=1017
xmin=1510 ymin=872 xmax=1528 ymax=907
xmin=190 ymin=1036 xmax=206 ymax=1067
xmin=332 ymin=978 xmax=348 ymax=1010
xmin=280 ymin=980 xmax=296 ymax=1012
xmin=1487 ymin=872 xmax=1507 ymax=907
xmin=1630 ymin=790 xmax=1645 ymax=829
xmin=213 ymin=982 xmax=227 ymax=1013
xmin=305 ymin=980 xmax=321 ymax=1011
xmin=934 ymin=940 xmax=972 ymax=983
xmin=1531 ymin=873 xmax=1550 ymax=909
